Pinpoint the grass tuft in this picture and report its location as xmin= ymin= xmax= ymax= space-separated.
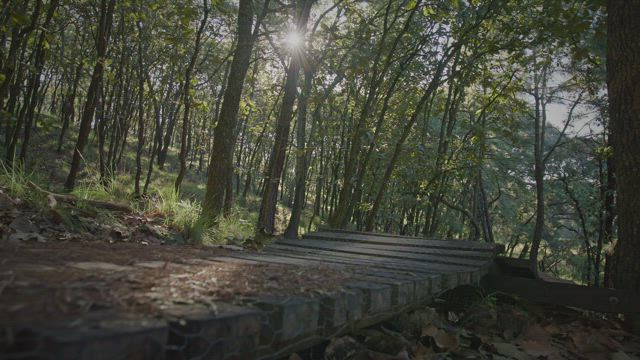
xmin=0 ymin=163 xmax=47 ymax=207
xmin=200 ymin=207 xmax=256 ymax=245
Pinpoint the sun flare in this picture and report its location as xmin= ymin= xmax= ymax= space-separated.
xmin=283 ymin=30 xmax=304 ymax=50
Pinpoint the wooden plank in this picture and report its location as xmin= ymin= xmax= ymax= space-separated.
xmin=266 ymin=243 xmax=471 ymax=272
xmin=281 ymin=238 xmax=494 ymax=261
xmin=230 ymin=251 xmax=443 ymax=291
xmin=263 ymin=247 xmax=439 ymax=275
xmin=269 ymin=243 xmax=477 ymax=273
xmin=286 ymin=238 xmax=494 ymax=260
xmin=315 ymin=228 xmax=495 ymax=251
xmin=482 ymin=275 xmax=640 ymax=313
xmin=275 ymin=238 xmax=486 ymax=268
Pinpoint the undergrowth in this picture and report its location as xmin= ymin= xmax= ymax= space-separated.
xmin=0 ymin=163 xmax=47 ymax=207
xmin=1 ymin=157 xmax=279 ymax=247
xmin=141 ymin=186 xmax=257 ymax=245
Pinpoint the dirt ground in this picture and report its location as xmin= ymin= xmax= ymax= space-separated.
xmin=0 ymin=186 xmax=354 ymax=328
xmin=0 ymin=240 xmax=353 ymax=327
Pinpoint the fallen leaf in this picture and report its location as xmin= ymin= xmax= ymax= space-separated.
xmin=433 ymin=329 xmax=459 ymax=350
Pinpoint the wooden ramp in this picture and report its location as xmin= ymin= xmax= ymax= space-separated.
xmin=2 ymin=229 xmax=499 ymax=360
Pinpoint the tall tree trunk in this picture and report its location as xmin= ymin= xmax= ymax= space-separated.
xmin=175 ymin=0 xmax=209 ymax=192
xmin=608 ymin=0 xmax=640 ymax=326
xmin=157 ymin=88 xmax=180 ymax=169
xmin=58 ymin=58 xmax=84 ymax=153
xmin=365 ymin=83 xmax=436 ymax=231
xmin=0 ymin=0 xmax=42 ymax=112
xmin=133 ymin=14 xmax=146 ymax=195
xmin=284 ymin=67 xmax=313 ymax=238
xmin=202 ymin=0 xmax=268 ymax=221
xmin=529 ymin=60 xmax=548 ymax=276
xmin=257 ymin=0 xmax=312 ymax=236
xmin=330 ymin=0 xmax=420 ymax=228
xmin=64 ymin=0 xmax=116 ymax=191
xmin=16 ymin=0 xmax=59 ymax=165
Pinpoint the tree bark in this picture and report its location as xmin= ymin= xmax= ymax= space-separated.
xmin=257 ymin=0 xmax=313 ymax=236
xmin=202 ymin=0 xmax=268 ymax=222
xmin=175 ymin=0 xmax=209 ymax=192
xmin=16 ymin=0 xmax=59 ymax=165
xmin=64 ymin=0 xmax=116 ymax=191
xmin=284 ymin=67 xmax=313 ymax=238
xmin=608 ymin=0 xmax=640 ymax=302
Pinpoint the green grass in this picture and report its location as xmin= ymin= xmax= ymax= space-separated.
xmin=0 ymin=162 xmax=47 ymax=207
xmin=15 ymin=124 xmax=327 ymax=246
xmin=201 ymin=206 xmax=257 ymax=245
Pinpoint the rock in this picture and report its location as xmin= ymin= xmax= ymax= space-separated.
xmin=10 ymin=216 xmax=38 ymax=233
xmin=8 ymin=232 xmax=46 ymax=242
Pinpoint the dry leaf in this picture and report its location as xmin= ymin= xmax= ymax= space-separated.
xmin=433 ymin=329 xmax=459 ymax=350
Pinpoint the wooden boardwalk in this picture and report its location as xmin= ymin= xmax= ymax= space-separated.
xmin=2 ymin=229 xmax=499 ymax=360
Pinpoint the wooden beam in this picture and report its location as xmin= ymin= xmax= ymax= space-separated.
xmin=482 ymin=274 xmax=640 ymax=314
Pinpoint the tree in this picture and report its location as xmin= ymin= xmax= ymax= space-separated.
xmin=174 ymin=0 xmax=210 ymax=193
xmin=64 ymin=0 xmax=117 ymax=191
xmin=202 ymin=0 xmax=268 ymax=222
xmin=258 ymin=0 xmax=313 ymax=236
xmin=608 ymin=0 xmax=640 ymax=304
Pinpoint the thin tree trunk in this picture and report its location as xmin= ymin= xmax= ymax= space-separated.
xmin=257 ymin=0 xmax=313 ymax=236
xmin=175 ymin=0 xmax=209 ymax=192
xmin=65 ymin=0 xmax=116 ymax=191
xmin=284 ymin=67 xmax=313 ymax=238
xmin=134 ymin=13 xmax=146 ymax=195
xmin=14 ymin=0 xmax=58 ymax=164
xmin=58 ymin=58 xmax=84 ymax=153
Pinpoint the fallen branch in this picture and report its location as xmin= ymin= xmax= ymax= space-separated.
xmin=28 ymin=182 xmax=133 ymax=213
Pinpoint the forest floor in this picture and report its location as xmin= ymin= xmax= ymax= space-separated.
xmin=293 ymin=289 xmax=640 ymax=360
xmin=1 ymin=186 xmax=639 ymax=360
xmin=0 ymin=186 xmax=351 ymax=328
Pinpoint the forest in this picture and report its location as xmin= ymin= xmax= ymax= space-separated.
xmin=0 ymin=0 xmax=639 ymax=302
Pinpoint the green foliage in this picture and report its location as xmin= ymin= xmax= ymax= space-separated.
xmin=142 ymin=185 xmax=202 ymax=242
xmin=200 ymin=207 xmax=256 ymax=245
xmin=0 ymin=163 xmax=47 ymax=208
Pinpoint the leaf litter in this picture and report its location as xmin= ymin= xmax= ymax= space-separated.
xmin=293 ymin=287 xmax=640 ymax=360
xmin=0 ymin=188 xmax=354 ymax=328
